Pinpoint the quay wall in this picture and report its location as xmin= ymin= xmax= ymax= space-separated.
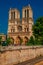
xmin=0 ymin=46 xmax=43 ymax=65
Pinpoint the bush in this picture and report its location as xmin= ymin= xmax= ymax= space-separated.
xmin=26 ymin=36 xmax=35 ymax=46
xmin=2 ymin=41 xmax=8 ymax=46
xmin=26 ymin=36 xmax=43 ymax=46
xmin=33 ymin=17 xmax=43 ymax=45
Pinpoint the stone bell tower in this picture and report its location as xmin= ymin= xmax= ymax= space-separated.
xmin=7 ymin=5 xmax=34 ymax=45
xmin=22 ymin=4 xmax=33 ymax=38
xmin=8 ymin=8 xmax=20 ymax=34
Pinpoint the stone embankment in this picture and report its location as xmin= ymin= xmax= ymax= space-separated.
xmin=0 ymin=46 xmax=43 ymax=65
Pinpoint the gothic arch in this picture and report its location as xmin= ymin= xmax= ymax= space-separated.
xmin=18 ymin=25 xmax=22 ymax=32
xmin=23 ymin=36 xmax=29 ymax=45
xmin=15 ymin=36 xmax=22 ymax=45
xmin=10 ymin=37 xmax=14 ymax=45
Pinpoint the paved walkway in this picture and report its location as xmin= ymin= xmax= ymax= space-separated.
xmin=15 ymin=56 xmax=43 ymax=65
xmin=35 ymin=61 xmax=43 ymax=65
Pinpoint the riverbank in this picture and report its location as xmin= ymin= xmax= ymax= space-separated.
xmin=0 ymin=46 xmax=43 ymax=65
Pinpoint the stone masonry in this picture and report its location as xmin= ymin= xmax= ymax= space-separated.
xmin=0 ymin=46 xmax=43 ymax=65
xmin=7 ymin=5 xmax=33 ymax=45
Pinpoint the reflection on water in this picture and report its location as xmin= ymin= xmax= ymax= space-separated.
xmin=35 ymin=61 xmax=43 ymax=65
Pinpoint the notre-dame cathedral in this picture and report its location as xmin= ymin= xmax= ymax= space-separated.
xmin=7 ymin=5 xmax=34 ymax=45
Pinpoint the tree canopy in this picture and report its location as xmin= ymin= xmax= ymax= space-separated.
xmin=33 ymin=17 xmax=43 ymax=45
xmin=27 ymin=17 xmax=43 ymax=45
xmin=33 ymin=17 xmax=43 ymax=37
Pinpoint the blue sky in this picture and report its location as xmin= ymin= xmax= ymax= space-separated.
xmin=0 ymin=0 xmax=43 ymax=34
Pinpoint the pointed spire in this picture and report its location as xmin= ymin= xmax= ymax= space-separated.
xmin=28 ymin=4 xmax=30 ymax=7
xmin=10 ymin=8 xmax=11 ymax=10
xmin=28 ymin=4 xmax=31 ymax=9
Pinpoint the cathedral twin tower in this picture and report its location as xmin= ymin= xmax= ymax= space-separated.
xmin=7 ymin=5 xmax=33 ymax=45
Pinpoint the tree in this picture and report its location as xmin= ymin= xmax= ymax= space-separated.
xmin=26 ymin=36 xmax=35 ymax=46
xmin=33 ymin=17 xmax=43 ymax=45
xmin=6 ymin=37 xmax=11 ymax=46
xmin=2 ymin=37 xmax=13 ymax=46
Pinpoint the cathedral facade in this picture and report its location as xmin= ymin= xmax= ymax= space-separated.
xmin=7 ymin=5 xmax=34 ymax=45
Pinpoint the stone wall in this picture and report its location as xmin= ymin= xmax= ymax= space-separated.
xmin=0 ymin=46 xmax=43 ymax=65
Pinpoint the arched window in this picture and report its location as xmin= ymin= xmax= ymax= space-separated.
xmin=14 ymin=12 xmax=15 ymax=19
xmin=27 ymin=9 xmax=29 ymax=17
xmin=11 ymin=11 xmax=15 ymax=19
xmin=11 ymin=29 xmax=15 ymax=33
xmin=11 ymin=12 xmax=13 ymax=19
xmin=27 ymin=28 xmax=28 ymax=32
xmin=18 ymin=26 xmax=22 ymax=31
xmin=24 ymin=28 xmax=26 ymax=32
xmin=24 ymin=28 xmax=29 ymax=32
xmin=25 ymin=10 xmax=26 ymax=18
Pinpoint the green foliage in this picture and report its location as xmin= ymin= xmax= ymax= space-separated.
xmin=33 ymin=17 xmax=43 ymax=45
xmin=1 ymin=37 xmax=11 ymax=46
xmin=33 ymin=17 xmax=43 ymax=37
xmin=2 ymin=42 xmax=8 ymax=46
xmin=6 ymin=37 xmax=11 ymax=45
xmin=26 ymin=17 xmax=43 ymax=46
xmin=26 ymin=36 xmax=35 ymax=46
xmin=26 ymin=36 xmax=42 ymax=46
